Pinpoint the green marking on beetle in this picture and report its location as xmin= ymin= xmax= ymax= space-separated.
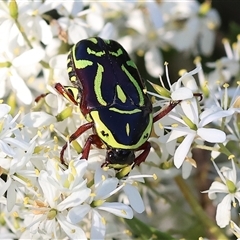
xmin=116 ymin=85 xmax=127 ymax=103
xmin=67 ymin=58 xmax=71 ymax=63
xmin=87 ymin=47 xmax=105 ymax=57
xmin=71 ymin=76 xmax=77 ymax=82
xmin=94 ymin=63 xmax=107 ymax=106
xmin=75 ymin=59 xmax=93 ymax=69
xmin=127 ymin=60 xmax=137 ymax=69
xmin=109 ymin=48 xmax=123 ymax=57
xmin=72 ymin=45 xmax=93 ymax=69
xmin=121 ymin=64 xmax=144 ymax=106
xmin=67 ymin=67 xmax=72 ymax=73
xmin=88 ymin=37 xmax=98 ymax=44
xmin=109 ymin=107 xmax=141 ymax=114
xmin=65 ymin=86 xmax=79 ymax=101
xmin=104 ymin=39 xmax=110 ymax=44
xmin=126 ymin=123 xmax=130 ymax=136
xmin=90 ymin=110 xmax=153 ymax=149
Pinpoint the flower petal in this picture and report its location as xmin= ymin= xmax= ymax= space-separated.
xmin=174 ymin=134 xmax=195 ymax=168
xmin=58 ymin=213 xmax=87 ymax=240
xmin=21 ymin=112 xmax=56 ymax=127
xmin=97 ymin=202 xmax=133 ymax=219
xmin=123 ymin=184 xmax=145 ymax=213
xmin=58 ymin=188 xmax=91 ymax=210
xmin=0 ymin=104 xmax=11 ymax=118
xmin=95 ymin=178 xmax=119 ymax=200
xmin=171 ymin=87 xmax=193 ymax=101
xmin=216 ymin=194 xmax=231 ymax=228
xmin=68 ymin=204 xmax=91 ymax=224
xmin=197 ymin=128 xmax=226 ymax=143
xmin=144 ymin=47 xmax=163 ymax=77
xmin=12 ymin=48 xmax=44 ymax=67
xmin=90 ymin=210 xmax=105 ymax=240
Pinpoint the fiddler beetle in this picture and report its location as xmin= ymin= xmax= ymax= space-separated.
xmin=51 ymin=37 xmax=200 ymax=169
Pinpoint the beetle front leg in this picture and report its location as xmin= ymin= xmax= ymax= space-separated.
xmin=55 ymin=82 xmax=79 ymax=106
xmin=60 ymin=122 xmax=94 ymax=165
xmin=133 ymin=141 xmax=151 ymax=168
xmin=153 ymin=93 xmax=203 ymax=122
xmin=153 ymin=100 xmax=181 ymax=122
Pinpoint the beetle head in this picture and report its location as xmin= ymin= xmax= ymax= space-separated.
xmin=106 ymin=148 xmax=135 ymax=165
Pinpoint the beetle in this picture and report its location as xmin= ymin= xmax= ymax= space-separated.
xmin=55 ymin=37 xmax=182 ymax=168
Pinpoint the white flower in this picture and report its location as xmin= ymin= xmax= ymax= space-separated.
xmin=117 ymin=167 xmax=155 ymax=213
xmin=0 ymin=46 xmax=44 ymax=105
xmin=56 ymin=2 xmax=89 ymax=44
xmin=230 ymin=220 xmax=240 ymax=239
xmin=162 ymin=98 xmax=230 ymax=168
xmin=120 ymin=4 xmax=165 ymax=77
xmin=24 ymin=159 xmax=91 ymax=239
xmin=67 ymin=166 xmax=133 ymax=240
xmin=160 ymin=0 xmax=220 ymax=56
xmin=203 ymin=159 xmax=240 ymax=228
xmin=206 ymin=37 xmax=240 ymax=89
xmin=160 ymin=1 xmax=200 ymax=52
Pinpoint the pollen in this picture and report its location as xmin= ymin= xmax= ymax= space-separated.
xmin=49 ymin=124 xmax=55 ymax=132
xmin=178 ymin=69 xmax=187 ymax=76
xmin=12 ymin=211 xmax=19 ymax=218
xmin=121 ymin=209 xmax=127 ymax=215
xmin=223 ymin=83 xmax=229 ymax=88
xmin=101 ymin=217 xmax=106 ymax=225
xmin=35 ymin=169 xmax=40 ymax=176
xmin=152 ymin=174 xmax=157 ymax=180
xmin=193 ymin=56 xmax=201 ymax=64
xmin=228 ymin=154 xmax=235 ymax=160
xmin=69 ymin=160 xmax=77 ymax=177
xmin=24 ymin=197 xmax=29 ymax=205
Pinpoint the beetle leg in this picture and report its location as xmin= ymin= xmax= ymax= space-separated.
xmin=60 ymin=122 xmax=94 ymax=165
xmin=81 ymin=134 xmax=102 ymax=160
xmin=153 ymin=93 xmax=203 ymax=123
xmin=35 ymin=93 xmax=49 ymax=103
xmin=55 ymin=83 xmax=78 ymax=106
xmin=133 ymin=141 xmax=151 ymax=168
xmin=153 ymin=100 xmax=181 ymax=122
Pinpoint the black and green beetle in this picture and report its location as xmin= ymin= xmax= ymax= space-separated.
xmin=55 ymin=37 xmax=181 ymax=168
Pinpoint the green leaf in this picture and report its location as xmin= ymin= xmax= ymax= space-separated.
xmin=124 ymin=217 xmax=176 ymax=240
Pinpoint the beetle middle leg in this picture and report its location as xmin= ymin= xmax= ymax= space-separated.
xmin=60 ymin=122 xmax=94 ymax=165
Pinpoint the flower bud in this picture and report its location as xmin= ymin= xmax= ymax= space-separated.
xmin=9 ymin=0 xmax=18 ymax=20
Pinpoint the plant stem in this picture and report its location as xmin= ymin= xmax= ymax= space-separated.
xmin=15 ymin=19 xmax=49 ymax=68
xmin=174 ymin=175 xmax=228 ymax=240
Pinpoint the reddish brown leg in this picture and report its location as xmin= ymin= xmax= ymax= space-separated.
xmin=55 ymin=83 xmax=78 ymax=106
xmin=60 ymin=122 xmax=94 ymax=165
xmin=35 ymin=93 xmax=49 ymax=103
xmin=133 ymin=141 xmax=151 ymax=168
xmin=80 ymin=134 xmax=102 ymax=160
xmin=153 ymin=93 xmax=203 ymax=123
xmin=153 ymin=100 xmax=181 ymax=122
xmin=194 ymin=93 xmax=203 ymax=101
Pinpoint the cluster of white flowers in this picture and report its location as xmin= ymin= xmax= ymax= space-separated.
xmin=0 ymin=0 xmax=240 ymax=239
